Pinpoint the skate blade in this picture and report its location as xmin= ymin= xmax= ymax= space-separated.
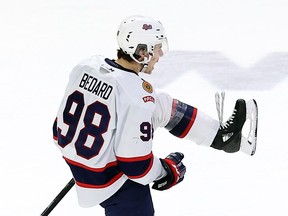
xmin=240 ymin=99 xmax=258 ymax=156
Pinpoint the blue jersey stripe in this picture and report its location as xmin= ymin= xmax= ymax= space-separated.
xmin=117 ymin=153 xmax=153 ymax=178
xmin=169 ymin=105 xmax=197 ymax=138
xmin=64 ymin=158 xmax=123 ymax=188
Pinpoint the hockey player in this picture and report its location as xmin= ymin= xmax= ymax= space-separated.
xmin=53 ymin=15 xmax=258 ymax=216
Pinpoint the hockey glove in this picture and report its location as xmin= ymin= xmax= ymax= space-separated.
xmin=152 ymin=152 xmax=186 ymax=191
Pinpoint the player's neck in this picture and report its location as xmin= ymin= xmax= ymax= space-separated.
xmin=115 ymin=58 xmax=142 ymax=73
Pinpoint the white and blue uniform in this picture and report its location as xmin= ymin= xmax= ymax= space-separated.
xmin=53 ymin=55 xmax=219 ymax=208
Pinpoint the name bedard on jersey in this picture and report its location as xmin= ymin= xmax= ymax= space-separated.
xmin=79 ymin=73 xmax=113 ymax=100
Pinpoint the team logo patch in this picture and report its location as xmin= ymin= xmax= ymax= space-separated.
xmin=143 ymin=96 xmax=155 ymax=103
xmin=142 ymin=24 xmax=152 ymax=30
xmin=142 ymin=81 xmax=153 ymax=93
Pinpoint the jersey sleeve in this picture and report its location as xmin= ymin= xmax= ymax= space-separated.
xmin=153 ymin=92 xmax=219 ymax=147
xmin=115 ymin=102 xmax=166 ymax=185
xmin=165 ymin=99 xmax=219 ymax=146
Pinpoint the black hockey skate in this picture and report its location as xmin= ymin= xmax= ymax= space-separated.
xmin=211 ymin=97 xmax=258 ymax=155
xmin=211 ymin=99 xmax=246 ymax=153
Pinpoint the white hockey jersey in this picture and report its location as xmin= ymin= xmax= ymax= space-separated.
xmin=53 ymin=55 xmax=219 ymax=207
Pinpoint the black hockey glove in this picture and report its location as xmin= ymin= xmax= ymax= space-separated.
xmin=152 ymin=152 xmax=186 ymax=191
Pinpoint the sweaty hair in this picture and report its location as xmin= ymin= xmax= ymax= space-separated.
xmin=117 ymin=49 xmax=134 ymax=62
xmin=117 ymin=48 xmax=142 ymax=62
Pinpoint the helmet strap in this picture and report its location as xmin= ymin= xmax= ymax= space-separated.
xmin=140 ymin=63 xmax=148 ymax=73
xmin=129 ymin=54 xmax=150 ymax=73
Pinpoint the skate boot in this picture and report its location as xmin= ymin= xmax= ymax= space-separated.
xmin=211 ymin=99 xmax=246 ymax=153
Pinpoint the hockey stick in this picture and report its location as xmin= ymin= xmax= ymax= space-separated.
xmin=40 ymin=178 xmax=75 ymax=216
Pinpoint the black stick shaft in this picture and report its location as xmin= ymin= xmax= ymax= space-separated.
xmin=40 ymin=178 xmax=75 ymax=216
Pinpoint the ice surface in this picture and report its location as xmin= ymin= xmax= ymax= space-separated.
xmin=1 ymin=0 xmax=288 ymax=215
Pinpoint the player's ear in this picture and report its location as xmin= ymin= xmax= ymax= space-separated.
xmin=134 ymin=44 xmax=149 ymax=62
xmin=137 ymin=49 xmax=149 ymax=62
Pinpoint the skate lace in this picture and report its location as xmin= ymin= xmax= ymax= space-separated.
xmin=215 ymin=91 xmax=225 ymax=126
xmin=215 ymin=91 xmax=237 ymax=130
xmin=220 ymin=109 xmax=236 ymax=129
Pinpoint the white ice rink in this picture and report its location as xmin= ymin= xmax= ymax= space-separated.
xmin=1 ymin=0 xmax=288 ymax=215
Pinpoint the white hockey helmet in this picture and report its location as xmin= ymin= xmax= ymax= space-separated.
xmin=116 ymin=15 xmax=168 ymax=64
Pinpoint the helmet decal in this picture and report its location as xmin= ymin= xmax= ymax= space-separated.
xmin=142 ymin=24 xmax=152 ymax=30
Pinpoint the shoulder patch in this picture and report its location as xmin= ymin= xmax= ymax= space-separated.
xmin=142 ymin=80 xmax=153 ymax=93
xmin=142 ymin=96 xmax=155 ymax=103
